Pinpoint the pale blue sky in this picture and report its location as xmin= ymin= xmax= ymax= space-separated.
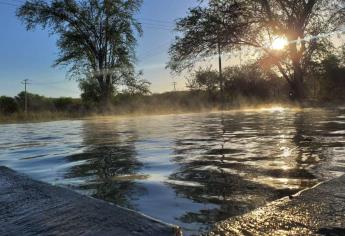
xmin=0 ymin=0 xmax=199 ymax=98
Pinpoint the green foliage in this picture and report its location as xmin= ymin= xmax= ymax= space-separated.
xmin=187 ymin=68 xmax=219 ymax=93
xmin=168 ymin=1 xmax=245 ymax=73
xmin=113 ymin=91 xmax=215 ymax=114
xmin=224 ymin=64 xmax=286 ymax=100
xmin=169 ymin=0 xmax=345 ymax=101
xmin=79 ymin=78 xmax=102 ymax=110
xmin=15 ymin=92 xmax=54 ymax=112
xmin=14 ymin=91 xmax=81 ymax=112
xmin=0 ymin=111 xmax=82 ymax=124
xmin=122 ymin=75 xmax=151 ymax=96
xmin=318 ymin=54 xmax=345 ymax=101
xmin=186 ymin=64 xmax=289 ymax=102
xmin=17 ymin=0 xmax=146 ymax=107
xmin=79 ymin=74 xmax=151 ymax=111
xmin=0 ymin=96 xmax=18 ymax=114
xmin=53 ymin=97 xmax=81 ymax=112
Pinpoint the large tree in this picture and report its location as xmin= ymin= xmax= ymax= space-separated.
xmin=168 ymin=0 xmax=345 ymax=101
xmin=17 ymin=0 xmax=144 ymax=108
xmin=167 ymin=1 xmax=247 ymax=95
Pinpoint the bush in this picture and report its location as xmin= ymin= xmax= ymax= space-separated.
xmin=0 ymin=96 xmax=19 ymax=114
xmin=15 ymin=92 xmax=54 ymax=112
xmin=318 ymin=54 xmax=345 ymax=101
xmin=54 ymin=97 xmax=76 ymax=111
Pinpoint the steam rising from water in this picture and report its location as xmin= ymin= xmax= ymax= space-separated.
xmin=0 ymin=107 xmax=344 ymax=235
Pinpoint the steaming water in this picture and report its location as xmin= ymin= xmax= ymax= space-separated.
xmin=1 ymin=108 xmax=345 ymax=235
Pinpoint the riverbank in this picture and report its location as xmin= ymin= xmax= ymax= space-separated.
xmin=208 ymin=174 xmax=345 ymax=235
xmin=0 ymin=111 xmax=84 ymax=124
xmin=1 ymin=166 xmax=344 ymax=235
xmin=0 ymin=166 xmax=181 ymax=236
xmin=0 ymin=102 xmax=303 ymax=124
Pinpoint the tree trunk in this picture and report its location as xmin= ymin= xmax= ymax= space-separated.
xmin=290 ymin=79 xmax=305 ymax=102
xmin=290 ymin=61 xmax=306 ymax=102
xmin=96 ymin=75 xmax=112 ymax=112
xmin=217 ymin=40 xmax=224 ymax=107
xmin=288 ymin=38 xmax=306 ymax=102
xmin=100 ymin=84 xmax=112 ymax=112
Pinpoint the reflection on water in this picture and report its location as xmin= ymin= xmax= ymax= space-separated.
xmin=65 ymin=123 xmax=142 ymax=208
xmin=0 ymin=108 xmax=345 ymax=235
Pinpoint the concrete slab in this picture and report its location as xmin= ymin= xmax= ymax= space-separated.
xmin=0 ymin=166 xmax=181 ymax=236
xmin=208 ymin=175 xmax=345 ymax=236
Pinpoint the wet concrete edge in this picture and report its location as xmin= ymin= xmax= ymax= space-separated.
xmin=0 ymin=166 xmax=182 ymax=236
xmin=207 ymin=174 xmax=345 ymax=235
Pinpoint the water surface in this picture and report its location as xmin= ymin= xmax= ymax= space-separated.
xmin=1 ymin=108 xmax=345 ymax=235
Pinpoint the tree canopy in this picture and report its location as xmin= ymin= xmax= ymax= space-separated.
xmin=168 ymin=0 xmax=345 ymax=101
xmin=167 ymin=1 xmax=247 ymax=73
xmin=17 ymin=0 xmax=146 ymax=108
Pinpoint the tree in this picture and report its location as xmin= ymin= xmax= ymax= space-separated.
xmin=223 ymin=64 xmax=277 ymax=100
xmin=0 ymin=96 xmax=19 ymax=114
xmin=318 ymin=53 xmax=345 ymax=100
xmin=168 ymin=1 xmax=246 ymax=93
xmin=120 ymin=71 xmax=151 ymax=96
xmin=53 ymin=97 xmax=79 ymax=111
xmin=243 ymin=0 xmax=343 ymax=101
xmin=186 ymin=68 xmax=219 ymax=98
xmin=123 ymin=78 xmax=151 ymax=96
xmin=15 ymin=91 xmax=54 ymax=112
xmin=17 ymin=0 xmax=144 ymax=109
xmin=79 ymin=77 xmax=103 ymax=109
xmin=168 ymin=0 xmax=345 ymax=101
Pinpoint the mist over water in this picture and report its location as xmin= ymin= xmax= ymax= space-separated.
xmin=1 ymin=108 xmax=345 ymax=235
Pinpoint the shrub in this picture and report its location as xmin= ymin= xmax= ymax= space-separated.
xmin=0 ymin=96 xmax=19 ymax=114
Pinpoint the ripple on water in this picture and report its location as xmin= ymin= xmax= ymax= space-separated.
xmin=0 ymin=108 xmax=345 ymax=235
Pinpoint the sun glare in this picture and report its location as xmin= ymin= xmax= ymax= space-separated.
xmin=259 ymin=106 xmax=287 ymax=112
xmin=271 ymin=37 xmax=288 ymax=50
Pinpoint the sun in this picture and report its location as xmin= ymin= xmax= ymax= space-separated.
xmin=271 ymin=37 xmax=288 ymax=50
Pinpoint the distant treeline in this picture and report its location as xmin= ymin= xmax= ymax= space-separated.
xmin=83 ymin=50 xmax=345 ymax=112
xmin=13 ymin=0 xmax=345 ymax=114
xmin=1 ymin=52 xmax=344 ymax=118
xmin=0 ymin=92 xmax=81 ymax=115
xmin=182 ymin=51 xmax=345 ymax=105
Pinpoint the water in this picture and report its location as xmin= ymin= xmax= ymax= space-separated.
xmin=0 ymin=107 xmax=345 ymax=235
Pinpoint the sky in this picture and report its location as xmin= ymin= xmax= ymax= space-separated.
xmin=0 ymin=0 xmax=200 ymax=98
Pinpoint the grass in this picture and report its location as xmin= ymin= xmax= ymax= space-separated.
xmin=0 ymin=103 xmax=296 ymax=125
xmin=0 ymin=111 xmax=85 ymax=124
xmin=3 ymin=95 xmax=332 ymax=125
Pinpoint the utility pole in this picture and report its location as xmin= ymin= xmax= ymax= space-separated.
xmin=21 ymin=79 xmax=30 ymax=115
xmin=239 ymin=50 xmax=242 ymax=66
xmin=217 ymin=39 xmax=224 ymax=108
xmin=218 ymin=41 xmax=223 ymax=83
xmin=172 ymin=81 xmax=177 ymax=91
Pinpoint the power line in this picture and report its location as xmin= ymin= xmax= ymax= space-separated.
xmin=183 ymin=27 xmax=345 ymax=67
xmin=30 ymin=80 xmax=80 ymax=94
xmin=138 ymin=40 xmax=172 ymax=59
xmin=32 ymin=80 xmax=70 ymax=85
xmin=0 ymin=0 xmax=175 ymax=31
xmin=0 ymin=0 xmax=175 ymax=28
xmin=32 ymin=85 xmax=80 ymax=95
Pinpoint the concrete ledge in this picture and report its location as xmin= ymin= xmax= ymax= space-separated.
xmin=208 ymin=175 xmax=345 ymax=235
xmin=0 ymin=166 xmax=181 ymax=236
